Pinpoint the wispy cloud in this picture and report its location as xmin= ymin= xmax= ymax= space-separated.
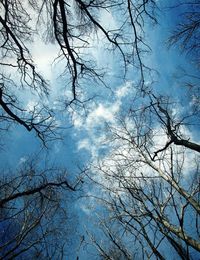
xmin=75 ymin=81 xmax=133 ymax=158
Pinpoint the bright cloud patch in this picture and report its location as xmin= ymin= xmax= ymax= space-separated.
xmin=116 ymin=81 xmax=132 ymax=98
xmin=78 ymin=139 xmax=91 ymax=151
xmin=86 ymin=103 xmax=119 ymax=127
xmin=74 ymin=81 xmax=134 ymax=159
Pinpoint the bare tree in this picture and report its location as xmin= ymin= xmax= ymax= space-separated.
xmin=86 ymin=91 xmax=200 ymax=259
xmin=0 ymin=158 xmax=79 ymax=259
xmin=0 ymin=77 xmax=59 ymax=146
xmin=0 ymin=0 xmax=158 ymax=144
xmin=167 ymin=1 xmax=200 ymax=128
xmin=168 ymin=1 xmax=200 ymax=68
xmin=1 ymin=1 xmax=200 ymax=259
xmin=85 ymin=213 xmax=133 ymax=260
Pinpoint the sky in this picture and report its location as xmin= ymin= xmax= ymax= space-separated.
xmin=0 ymin=0 xmax=200 ymax=259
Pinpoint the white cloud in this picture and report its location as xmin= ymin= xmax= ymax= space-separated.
xmin=86 ymin=103 xmax=119 ymax=127
xmin=26 ymin=100 xmax=38 ymax=111
xmin=116 ymin=81 xmax=132 ymax=98
xmin=72 ymin=81 xmax=135 ymax=161
xmin=77 ymin=139 xmax=90 ymax=151
xmin=31 ymin=38 xmax=59 ymax=81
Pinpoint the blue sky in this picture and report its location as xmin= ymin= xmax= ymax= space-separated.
xmin=1 ymin=0 xmax=200 ymax=259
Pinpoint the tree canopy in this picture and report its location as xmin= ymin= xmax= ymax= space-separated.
xmin=0 ymin=0 xmax=200 ymax=259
